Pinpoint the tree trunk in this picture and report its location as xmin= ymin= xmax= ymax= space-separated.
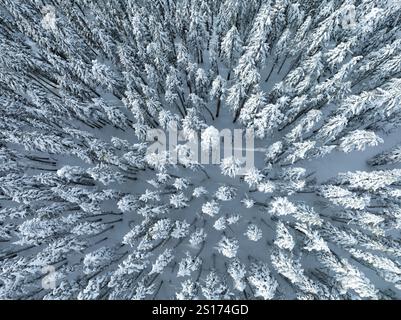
xmin=215 ymin=97 xmax=221 ymax=118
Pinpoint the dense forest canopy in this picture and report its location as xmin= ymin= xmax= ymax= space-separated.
xmin=1 ymin=0 xmax=401 ymax=300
